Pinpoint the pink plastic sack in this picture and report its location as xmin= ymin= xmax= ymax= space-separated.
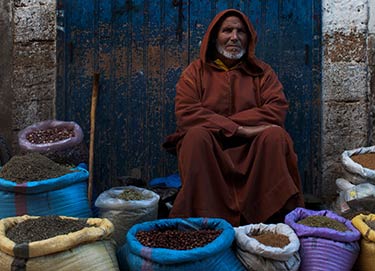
xmin=18 ymin=120 xmax=84 ymax=152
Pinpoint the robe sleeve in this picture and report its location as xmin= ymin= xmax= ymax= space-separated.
xmin=175 ymin=65 xmax=239 ymax=136
xmin=229 ymin=66 xmax=289 ymax=127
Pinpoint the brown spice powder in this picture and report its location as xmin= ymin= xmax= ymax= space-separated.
xmin=351 ymin=153 xmax=375 ymax=170
xmin=248 ymin=232 xmax=290 ymax=248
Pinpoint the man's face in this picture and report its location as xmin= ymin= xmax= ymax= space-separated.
xmin=216 ymin=16 xmax=248 ymax=60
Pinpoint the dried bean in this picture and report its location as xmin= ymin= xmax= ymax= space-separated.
xmin=136 ymin=228 xmax=222 ymax=250
xmin=26 ymin=127 xmax=75 ymax=144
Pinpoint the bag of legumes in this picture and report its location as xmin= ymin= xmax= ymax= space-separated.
xmin=234 ymin=223 xmax=300 ymax=271
xmin=0 ymin=215 xmax=119 ymax=271
xmin=18 ymin=120 xmax=88 ymax=166
xmin=117 ymin=217 xmax=246 ymax=271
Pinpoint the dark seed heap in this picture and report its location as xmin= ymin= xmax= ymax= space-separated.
xmin=136 ymin=228 xmax=222 ymax=250
xmin=0 ymin=152 xmax=73 ymax=183
xmin=351 ymin=153 xmax=375 ymax=170
xmin=26 ymin=127 xmax=75 ymax=144
xmin=117 ymin=189 xmax=149 ymax=201
xmin=297 ymin=215 xmax=348 ymax=232
xmin=248 ymin=232 xmax=290 ymax=248
xmin=6 ymin=215 xmax=90 ymax=243
xmin=365 ymin=220 xmax=375 ymax=230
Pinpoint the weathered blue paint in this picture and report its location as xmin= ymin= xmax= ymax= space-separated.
xmin=56 ymin=0 xmax=321 ymax=195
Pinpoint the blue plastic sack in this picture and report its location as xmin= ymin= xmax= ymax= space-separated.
xmin=117 ymin=217 xmax=245 ymax=271
xmin=148 ymin=173 xmax=181 ymax=188
xmin=0 ymin=166 xmax=92 ymax=218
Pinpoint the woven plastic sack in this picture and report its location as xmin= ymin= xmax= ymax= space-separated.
xmin=18 ymin=120 xmax=84 ymax=152
xmin=18 ymin=120 xmax=87 ymax=166
xmin=0 ymin=215 xmax=119 ymax=271
xmin=0 ymin=165 xmax=91 ymax=218
xmin=351 ymin=213 xmax=375 ymax=271
xmin=234 ymin=223 xmax=300 ymax=271
xmin=342 ymin=146 xmax=375 ymax=184
xmin=95 ymin=186 xmax=160 ymax=248
xmin=117 ymin=217 xmax=246 ymax=271
xmin=285 ymin=208 xmax=360 ymax=271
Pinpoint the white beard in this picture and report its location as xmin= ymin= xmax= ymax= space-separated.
xmin=216 ymin=43 xmax=245 ymax=60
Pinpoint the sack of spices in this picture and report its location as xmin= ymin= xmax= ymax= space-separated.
xmin=341 ymin=146 xmax=375 ymax=184
xmin=117 ymin=217 xmax=246 ymax=271
xmin=351 ymin=213 xmax=375 ymax=271
xmin=234 ymin=223 xmax=300 ymax=271
xmin=18 ymin=120 xmax=88 ymax=166
xmin=95 ymin=186 xmax=160 ymax=248
xmin=0 ymin=215 xmax=119 ymax=271
xmin=0 ymin=153 xmax=91 ymax=218
xmin=285 ymin=207 xmax=360 ymax=271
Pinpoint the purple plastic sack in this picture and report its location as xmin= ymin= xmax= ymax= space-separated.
xmin=285 ymin=208 xmax=360 ymax=271
xmin=18 ymin=120 xmax=84 ymax=152
xmin=285 ymin=207 xmax=360 ymax=242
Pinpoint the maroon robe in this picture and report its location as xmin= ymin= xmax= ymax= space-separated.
xmin=163 ymin=9 xmax=304 ymax=226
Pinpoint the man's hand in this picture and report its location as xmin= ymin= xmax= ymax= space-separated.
xmin=236 ymin=125 xmax=277 ymax=138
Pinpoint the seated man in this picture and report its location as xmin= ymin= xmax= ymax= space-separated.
xmin=163 ymin=9 xmax=304 ymax=226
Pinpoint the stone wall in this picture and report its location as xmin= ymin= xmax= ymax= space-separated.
xmin=0 ymin=0 xmax=56 ymax=155
xmin=321 ymin=0 xmax=374 ymax=200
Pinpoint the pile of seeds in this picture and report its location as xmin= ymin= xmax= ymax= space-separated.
xmin=297 ymin=215 xmax=348 ymax=232
xmin=136 ymin=228 xmax=222 ymax=250
xmin=6 ymin=215 xmax=90 ymax=243
xmin=351 ymin=153 xmax=375 ymax=170
xmin=365 ymin=220 xmax=375 ymax=230
xmin=117 ymin=189 xmax=149 ymax=201
xmin=26 ymin=127 xmax=75 ymax=144
xmin=248 ymin=232 xmax=290 ymax=248
xmin=0 ymin=152 xmax=73 ymax=183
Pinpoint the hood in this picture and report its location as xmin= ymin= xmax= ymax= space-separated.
xmin=199 ymin=9 xmax=264 ymax=74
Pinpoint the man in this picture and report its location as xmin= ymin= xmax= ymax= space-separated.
xmin=163 ymin=9 xmax=304 ymax=226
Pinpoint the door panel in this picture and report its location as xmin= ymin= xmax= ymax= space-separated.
xmin=57 ymin=0 xmax=321 ymax=195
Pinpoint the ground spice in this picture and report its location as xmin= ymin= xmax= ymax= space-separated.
xmin=297 ymin=215 xmax=348 ymax=232
xmin=365 ymin=220 xmax=375 ymax=231
xmin=6 ymin=215 xmax=90 ymax=243
xmin=248 ymin=232 xmax=290 ymax=248
xmin=26 ymin=127 xmax=75 ymax=144
xmin=0 ymin=152 xmax=74 ymax=183
xmin=351 ymin=153 xmax=375 ymax=170
xmin=136 ymin=228 xmax=222 ymax=250
xmin=117 ymin=188 xmax=149 ymax=201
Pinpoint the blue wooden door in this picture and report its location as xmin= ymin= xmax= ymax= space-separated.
xmin=56 ymin=0 xmax=321 ymax=195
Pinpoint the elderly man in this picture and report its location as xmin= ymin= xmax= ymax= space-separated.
xmin=163 ymin=9 xmax=304 ymax=226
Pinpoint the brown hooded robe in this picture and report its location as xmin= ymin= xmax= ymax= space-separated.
xmin=163 ymin=9 xmax=304 ymax=226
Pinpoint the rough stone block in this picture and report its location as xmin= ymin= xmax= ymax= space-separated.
xmin=323 ymin=100 xmax=368 ymax=133
xmin=323 ymin=0 xmax=368 ymax=33
xmin=12 ymin=99 xmax=54 ymax=130
xmin=324 ymin=32 xmax=366 ymax=63
xmin=14 ymin=4 xmax=56 ymax=43
xmin=322 ymin=63 xmax=368 ymax=101
xmin=14 ymin=0 xmax=52 ymax=7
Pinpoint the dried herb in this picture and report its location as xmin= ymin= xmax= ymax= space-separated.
xmin=298 ymin=215 xmax=348 ymax=232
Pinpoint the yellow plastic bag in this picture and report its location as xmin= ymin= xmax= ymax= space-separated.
xmin=0 ymin=215 xmax=119 ymax=271
xmin=352 ymin=213 xmax=375 ymax=271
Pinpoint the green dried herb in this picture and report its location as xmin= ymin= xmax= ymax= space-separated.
xmin=117 ymin=189 xmax=148 ymax=201
xmin=297 ymin=215 xmax=348 ymax=232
